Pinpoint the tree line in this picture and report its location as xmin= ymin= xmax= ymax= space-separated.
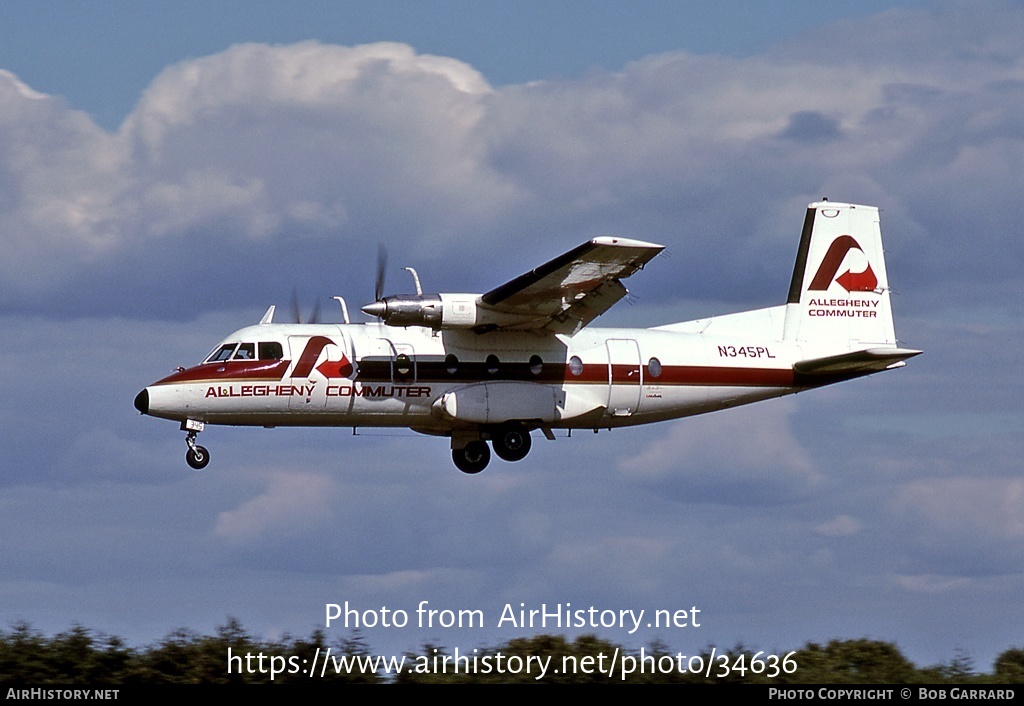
xmin=1 ymin=619 xmax=1022 ymax=684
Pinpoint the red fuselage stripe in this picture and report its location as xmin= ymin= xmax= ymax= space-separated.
xmin=155 ymin=361 xmax=796 ymax=388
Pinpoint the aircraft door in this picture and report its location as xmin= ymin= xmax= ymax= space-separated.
xmin=355 ymin=339 xmax=416 ymax=384
xmin=606 ymin=338 xmax=642 ymax=416
xmin=347 ymin=337 xmax=418 ymax=414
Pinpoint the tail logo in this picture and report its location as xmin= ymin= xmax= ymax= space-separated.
xmin=808 ymin=235 xmax=878 ymax=293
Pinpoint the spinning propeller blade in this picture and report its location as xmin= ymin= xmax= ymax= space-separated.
xmin=290 ymin=288 xmax=321 ymax=324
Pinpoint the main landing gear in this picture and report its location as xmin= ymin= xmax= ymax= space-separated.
xmin=452 ymin=440 xmax=490 ymax=474
xmin=451 ymin=425 xmax=534 ymax=474
xmin=181 ymin=419 xmax=210 ymax=470
xmin=492 ymin=426 xmax=532 ymax=462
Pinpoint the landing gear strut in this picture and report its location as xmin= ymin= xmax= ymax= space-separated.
xmin=181 ymin=419 xmax=210 ymax=470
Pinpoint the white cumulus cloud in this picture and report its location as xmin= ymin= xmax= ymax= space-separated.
xmin=214 ymin=470 xmax=337 ymax=542
xmin=617 ymin=400 xmax=820 ymax=504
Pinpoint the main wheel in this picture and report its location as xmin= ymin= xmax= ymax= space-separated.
xmin=452 ymin=440 xmax=490 ymax=474
xmin=186 ymin=445 xmax=210 ymax=470
xmin=492 ymin=427 xmax=532 ymax=462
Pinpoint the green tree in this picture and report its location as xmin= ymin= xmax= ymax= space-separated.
xmin=993 ymin=647 xmax=1024 ymax=683
xmin=789 ymin=639 xmax=918 ymax=683
xmin=0 ymin=622 xmax=57 ymax=682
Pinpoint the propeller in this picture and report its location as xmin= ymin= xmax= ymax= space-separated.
xmin=290 ymin=287 xmax=322 ymax=324
xmin=360 ymin=245 xmax=442 ymax=327
xmin=374 ymin=243 xmax=388 ymax=302
xmin=363 ymin=244 xmax=389 ymax=320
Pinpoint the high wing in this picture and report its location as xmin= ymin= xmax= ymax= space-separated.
xmin=478 ymin=236 xmax=664 ymax=335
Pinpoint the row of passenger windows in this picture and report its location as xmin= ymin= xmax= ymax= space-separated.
xmin=439 ymin=354 xmax=662 ymax=378
xmin=205 ymin=341 xmax=284 ymax=363
xmin=441 ymin=354 xmax=545 ymax=376
xmin=566 ymin=356 xmax=662 ymax=377
xmin=204 ymin=343 xmax=662 ymax=378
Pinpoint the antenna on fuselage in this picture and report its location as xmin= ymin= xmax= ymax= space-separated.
xmin=403 ymin=267 xmax=423 ymax=295
xmin=333 ymin=296 xmax=351 ymax=324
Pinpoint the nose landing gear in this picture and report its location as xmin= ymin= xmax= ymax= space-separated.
xmin=181 ymin=419 xmax=210 ymax=470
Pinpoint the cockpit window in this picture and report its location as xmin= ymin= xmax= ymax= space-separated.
xmin=259 ymin=342 xmax=284 ymax=360
xmin=233 ymin=343 xmax=255 ymax=360
xmin=207 ymin=343 xmax=238 ymax=363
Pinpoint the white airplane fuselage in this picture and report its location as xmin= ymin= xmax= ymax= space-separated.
xmin=139 ymin=314 xmax=812 ymax=432
xmin=135 ymin=202 xmax=920 ymax=472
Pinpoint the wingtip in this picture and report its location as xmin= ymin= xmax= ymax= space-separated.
xmin=590 ymin=236 xmax=665 ymax=249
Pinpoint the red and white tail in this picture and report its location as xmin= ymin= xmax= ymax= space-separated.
xmin=783 ymin=202 xmax=897 ymax=349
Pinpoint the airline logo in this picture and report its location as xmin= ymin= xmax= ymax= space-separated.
xmin=805 ymin=235 xmax=882 ymax=320
xmin=292 ymin=335 xmax=354 ymax=379
xmin=808 ymin=235 xmax=878 ymax=293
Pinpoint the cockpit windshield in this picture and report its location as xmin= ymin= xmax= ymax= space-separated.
xmin=204 ymin=341 xmax=284 ymax=364
xmin=207 ymin=343 xmax=237 ymax=363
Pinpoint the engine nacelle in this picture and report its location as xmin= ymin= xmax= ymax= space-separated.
xmin=362 ymin=293 xmax=537 ymax=331
xmin=362 ymin=294 xmax=444 ymax=328
xmin=433 ymin=382 xmax=560 ymax=424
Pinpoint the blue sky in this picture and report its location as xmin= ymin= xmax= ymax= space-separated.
xmin=2 ymin=0 xmax=931 ymax=129
xmin=1 ymin=0 xmax=1022 ymax=676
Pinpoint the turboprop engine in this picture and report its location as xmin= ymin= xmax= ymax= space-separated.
xmin=361 ymin=292 xmax=542 ymax=332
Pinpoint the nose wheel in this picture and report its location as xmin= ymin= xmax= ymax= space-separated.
xmin=185 ymin=431 xmax=210 ymax=470
xmin=186 ymin=441 xmax=210 ymax=470
xmin=181 ymin=420 xmax=210 ymax=470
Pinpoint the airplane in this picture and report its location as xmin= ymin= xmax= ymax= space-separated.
xmin=134 ymin=200 xmax=921 ymax=474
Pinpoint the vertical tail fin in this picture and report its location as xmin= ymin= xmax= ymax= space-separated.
xmin=783 ymin=202 xmax=896 ymax=349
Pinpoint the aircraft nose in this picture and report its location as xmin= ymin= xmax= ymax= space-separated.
xmin=134 ymin=388 xmax=149 ymax=415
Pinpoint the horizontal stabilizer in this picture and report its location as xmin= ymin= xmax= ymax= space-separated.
xmin=795 ymin=348 xmax=922 ymax=375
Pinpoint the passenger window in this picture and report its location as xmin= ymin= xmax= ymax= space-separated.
xmin=208 ymin=344 xmax=237 ymax=363
xmin=234 ymin=343 xmax=255 ymax=360
xmin=259 ymin=342 xmax=284 ymax=360
xmin=568 ymin=356 xmax=583 ymax=376
xmin=529 ymin=355 xmax=544 ymax=376
xmin=396 ymin=353 xmax=412 ymax=376
xmin=648 ymin=357 xmax=662 ymax=378
xmin=486 ymin=355 xmax=500 ymax=375
xmin=445 ymin=354 xmax=459 ymax=375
